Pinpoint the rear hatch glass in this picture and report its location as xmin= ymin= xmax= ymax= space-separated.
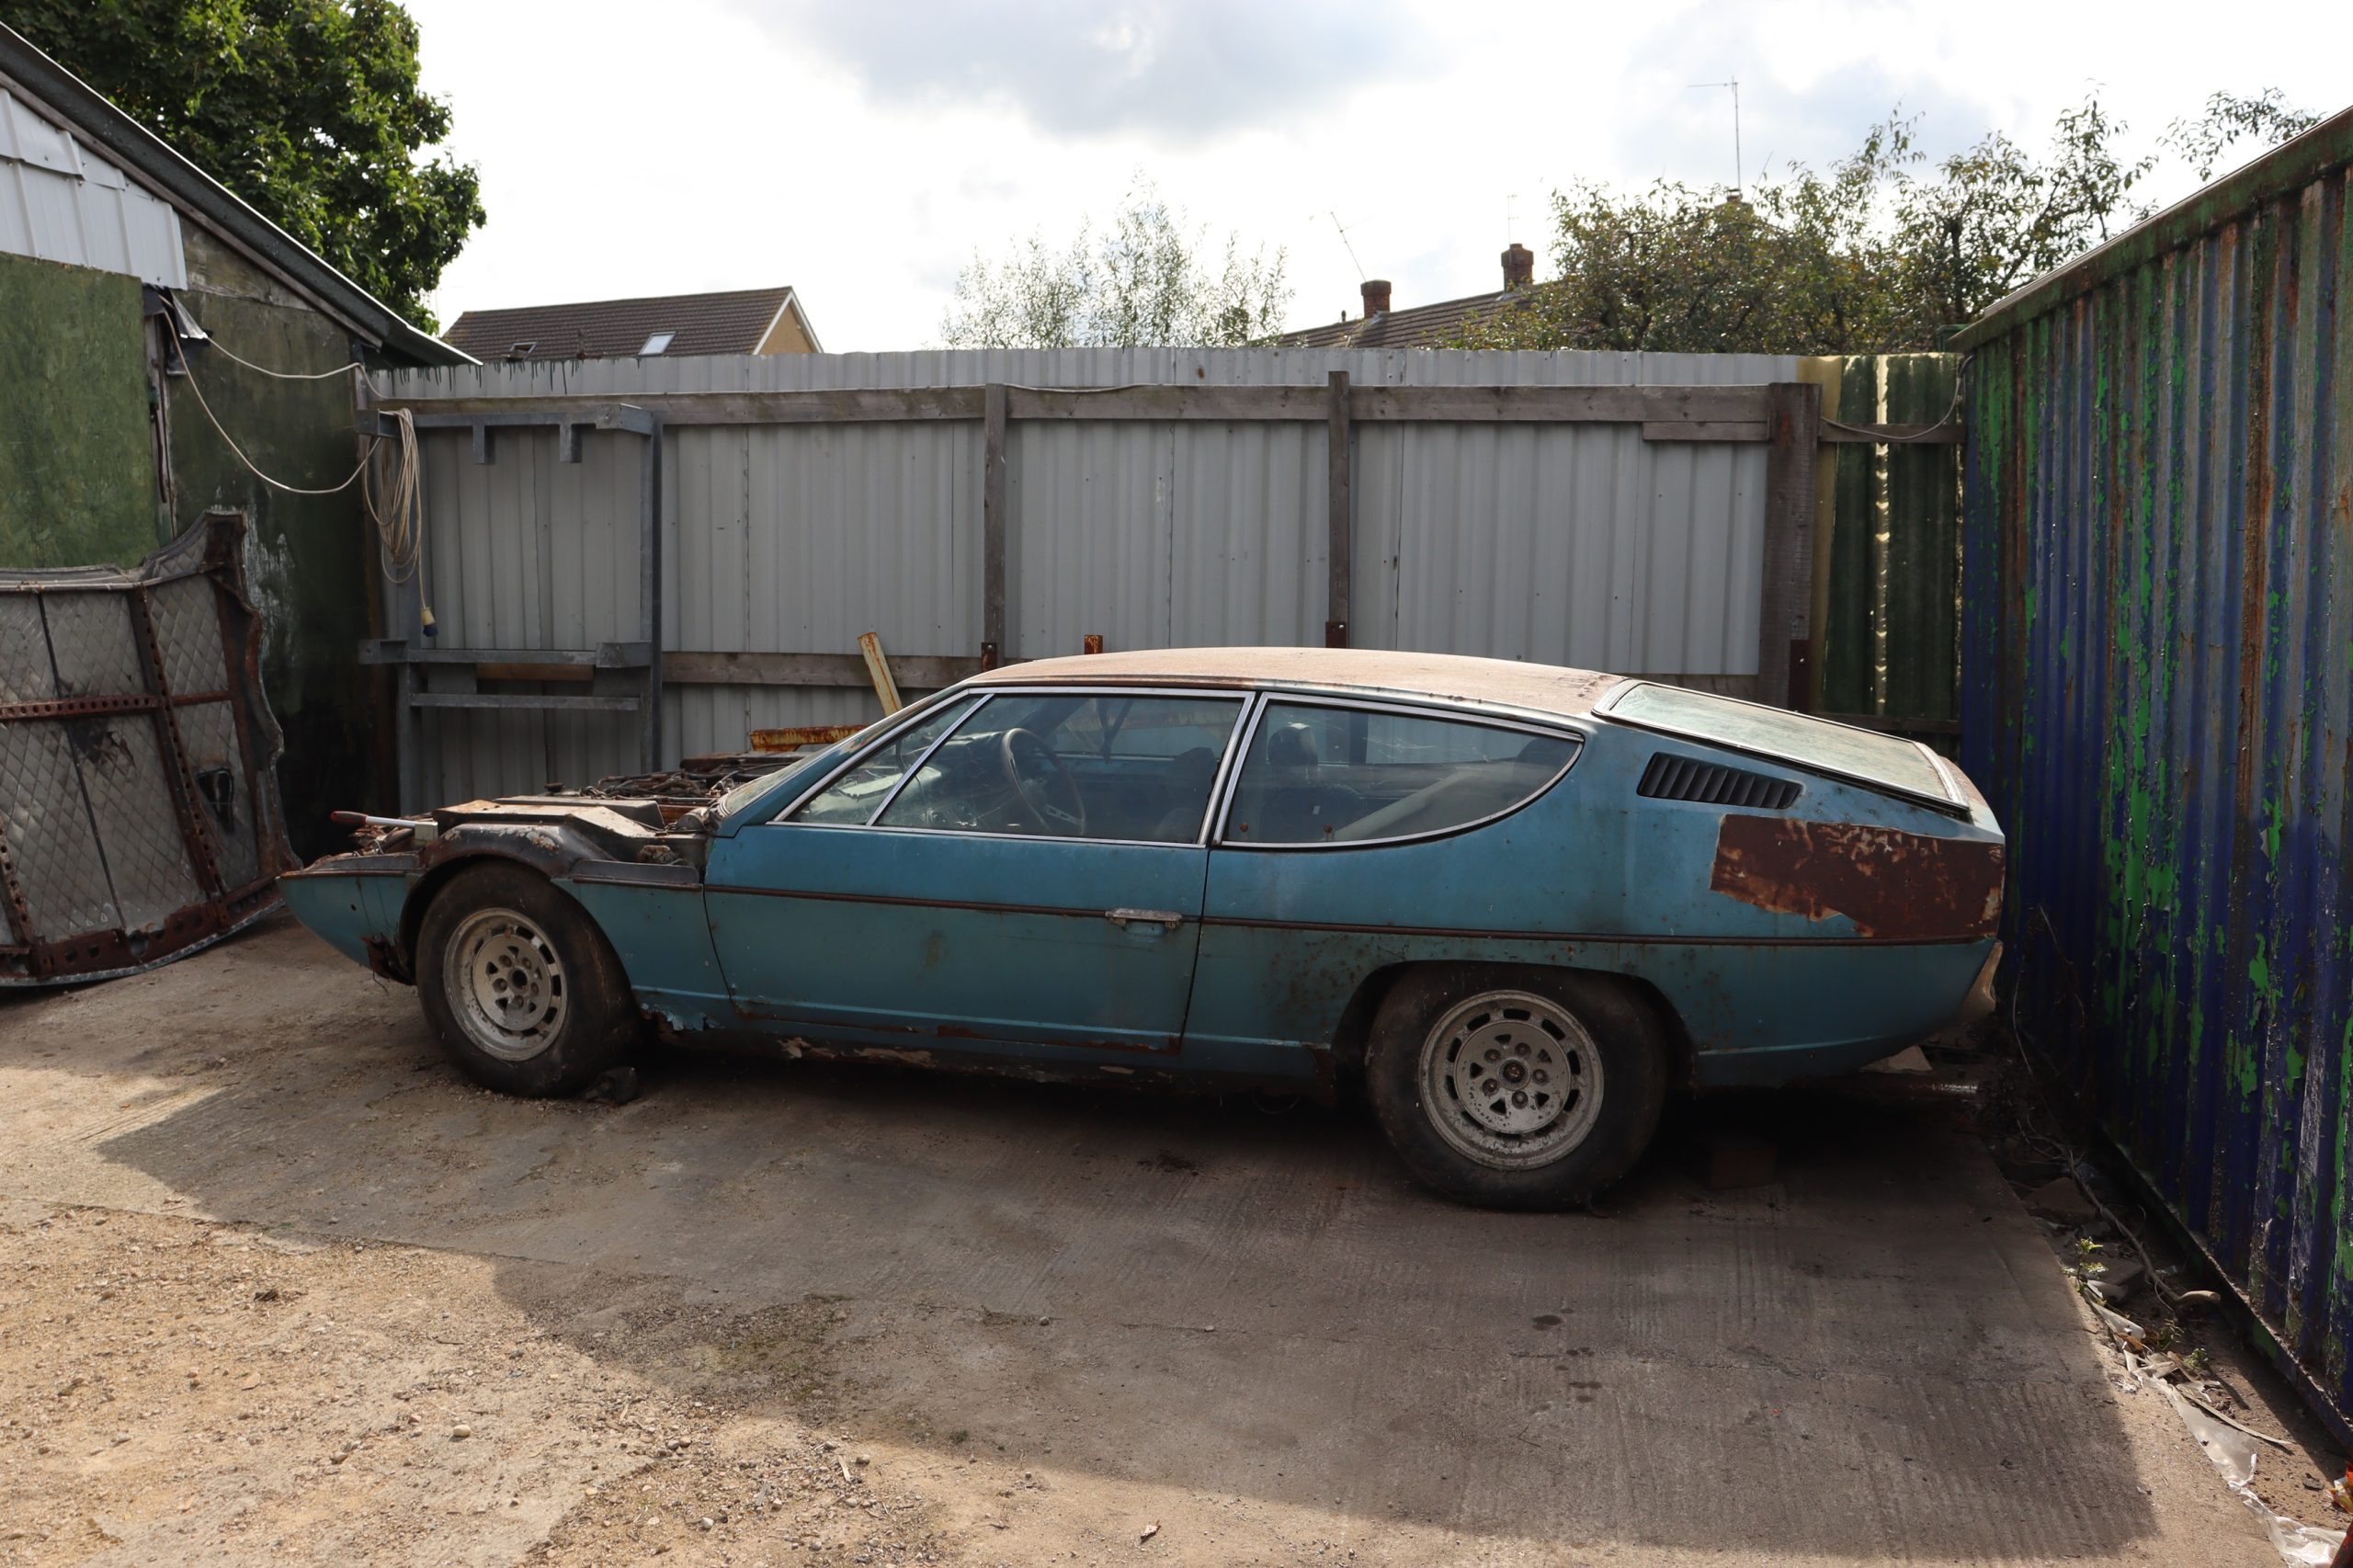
xmin=1598 ymin=682 xmax=1954 ymax=805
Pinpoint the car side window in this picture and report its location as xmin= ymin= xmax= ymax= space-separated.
xmin=787 ymin=699 xmax=977 ymax=825
xmin=1222 ymin=703 xmax=1578 ymax=846
xmin=876 ymin=692 xmax=1244 ymax=843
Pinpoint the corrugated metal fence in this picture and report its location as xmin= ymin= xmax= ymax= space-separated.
xmin=1956 ymin=108 xmax=2353 ymax=1437
xmin=379 ymin=348 xmax=1800 ymax=802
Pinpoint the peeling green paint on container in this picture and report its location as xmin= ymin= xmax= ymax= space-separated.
xmin=1958 ymin=107 xmax=2353 ymax=1439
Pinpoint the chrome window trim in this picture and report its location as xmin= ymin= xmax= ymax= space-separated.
xmin=864 ymin=693 xmax=995 ymax=824
xmin=767 ymin=687 xmax=977 ymax=824
xmin=1193 ymin=693 xmax=1266 ymax=846
xmin=1208 ymin=692 xmax=1586 ymax=851
xmin=1592 ymin=679 xmax=1964 ymax=814
xmin=767 ymin=684 xmax=1254 ymax=846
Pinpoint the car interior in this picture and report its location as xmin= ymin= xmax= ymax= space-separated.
xmin=1223 ymin=721 xmax=1578 ymax=844
xmin=877 ymin=694 xmax=1240 ymax=843
xmin=854 ymin=692 xmax=1581 ymax=848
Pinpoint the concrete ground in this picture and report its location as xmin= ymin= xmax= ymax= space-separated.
xmin=0 ymin=914 xmax=2329 ymax=1565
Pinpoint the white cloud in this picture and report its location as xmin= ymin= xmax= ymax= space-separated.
xmin=741 ymin=0 xmax=1444 ymax=139
xmin=406 ymin=0 xmax=2353 ymax=350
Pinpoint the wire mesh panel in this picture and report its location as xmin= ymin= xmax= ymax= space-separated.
xmin=0 ymin=510 xmax=293 ymax=983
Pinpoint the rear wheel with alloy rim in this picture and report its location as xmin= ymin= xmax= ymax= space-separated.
xmin=1367 ymin=966 xmax=1665 ymax=1210
xmin=415 ymin=862 xmax=638 ymax=1096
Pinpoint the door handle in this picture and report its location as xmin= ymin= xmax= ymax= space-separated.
xmin=1105 ymin=908 xmax=1184 ymax=930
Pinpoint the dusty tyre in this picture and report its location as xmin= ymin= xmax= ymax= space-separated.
xmin=414 ymin=862 xmax=639 ymax=1097
xmin=1365 ymin=965 xmax=1666 ymax=1210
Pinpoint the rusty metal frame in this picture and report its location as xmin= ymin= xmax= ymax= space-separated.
xmin=0 ymin=509 xmax=295 ymax=984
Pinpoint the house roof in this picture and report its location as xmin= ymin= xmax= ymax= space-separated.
xmin=0 ymin=22 xmax=469 ymax=367
xmin=446 ymin=287 xmax=818 ymax=361
xmin=1272 ymin=286 xmax=1541 ymax=350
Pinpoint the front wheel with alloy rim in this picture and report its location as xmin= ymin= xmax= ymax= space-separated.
xmin=1365 ymin=966 xmax=1666 ymax=1210
xmin=415 ymin=862 xmax=639 ymax=1096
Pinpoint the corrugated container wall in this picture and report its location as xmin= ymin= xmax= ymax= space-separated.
xmin=382 ymin=348 xmax=1794 ymax=801
xmin=1956 ymin=109 xmax=2353 ymax=1436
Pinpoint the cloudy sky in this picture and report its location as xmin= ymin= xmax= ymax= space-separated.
xmin=406 ymin=0 xmax=2350 ymax=348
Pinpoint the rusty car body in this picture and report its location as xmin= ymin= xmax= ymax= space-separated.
xmin=278 ymin=647 xmax=2004 ymax=1206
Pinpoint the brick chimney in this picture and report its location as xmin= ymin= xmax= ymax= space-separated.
xmin=1502 ymin=243 xmax=1534 ymax=290
xmin=1360 ymin=278 xmax=1392 ymax=316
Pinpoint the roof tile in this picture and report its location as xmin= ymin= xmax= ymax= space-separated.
xmin=1273 ymin=286 xmax=1541 ymax=350
xmin=445 ymin=286 xmax=796 ymax=360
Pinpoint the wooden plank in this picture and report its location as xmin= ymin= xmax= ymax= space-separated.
xmin=1757 ymin=381 xmax=1823 ymax=710
xmin=1350 ymin=384 xmax=1771 ymax=424
xmin=1006 ymin=384 xmax=1331 ymax=421
xmin=1325 ymin=370 xmax=1352 ymax=647
xmin=477 ymin=662 xmax=592 ymax=684
xmin=381 ymin=382 xmax=1777 ymax=427
xmin=410 ymin=693 xmax=641 ymax=711
xmin=982 ymin=383 xmax=1007 ymax=668
xmin=358 ymin=642 xmax=654 ymax=667
xmin=381 ymin=388 xmax=985 ymax=426
xmin=661 ymin=651 xmax=982 ymax=689
xmin=858 ymin=631 xmax=904 ymax=713
xmin=1641 ymin=421 xmax=1769 ymax=443
xmin=1817 ymin=420 xmax=1962 ymax=445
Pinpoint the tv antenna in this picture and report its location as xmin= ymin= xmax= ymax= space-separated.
xmin=1689 ymin=75 xmax=1744 ymax=193
xmin=1326 ymin=210 xmax=1366 ymax=282
xmin=1506 ymin=192 xmax=1518 ymax=243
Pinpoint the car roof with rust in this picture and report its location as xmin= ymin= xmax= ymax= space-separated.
xmin=966 ymin=647 xmax=1618 ymax=718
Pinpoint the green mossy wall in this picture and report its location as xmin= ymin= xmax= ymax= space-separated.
xmin=167 ymin=228 xmax=383 ymax=857
xmin=0 ymin=250 xmax=162 ymax=566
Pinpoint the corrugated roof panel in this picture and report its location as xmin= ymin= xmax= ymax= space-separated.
xmin=0 ymin=85 xmax=184 ymax=286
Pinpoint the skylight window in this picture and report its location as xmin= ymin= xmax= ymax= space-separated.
xmin=506 ymin=341 xmax=535 ymax=358
xmin=640 ymin=331 xmax=676 ymax=356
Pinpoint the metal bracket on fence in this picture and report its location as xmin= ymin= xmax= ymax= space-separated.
xmin=366 ymin=407 xmax=664 ymax=812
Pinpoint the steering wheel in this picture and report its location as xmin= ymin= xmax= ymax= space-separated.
xmin=997 ymin=728 xmax=1087 ymax=835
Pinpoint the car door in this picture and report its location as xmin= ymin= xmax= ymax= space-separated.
xmin=1186 ymin=697 xmax=1586 ymax=1067
xmin=703 ymin=687 xmax=1249 ymax=1061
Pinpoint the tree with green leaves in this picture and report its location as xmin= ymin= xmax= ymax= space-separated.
xmin=2161 ymin=89 xmax=2322 ymax=181
xmin=1461 ymin=90 xmax=2321 ymax=356
xmin=3 ymin=0 xmax=483 ymax=327
xmin=941 ymin=178 xmax=1290 ymax=349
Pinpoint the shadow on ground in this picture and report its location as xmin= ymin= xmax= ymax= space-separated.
xmin=0 ymin=916 xmax=2177 ymax=1561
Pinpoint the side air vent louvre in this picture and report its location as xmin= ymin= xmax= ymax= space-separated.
xmin=1637 ymin=753 xmax=1802 ymax=810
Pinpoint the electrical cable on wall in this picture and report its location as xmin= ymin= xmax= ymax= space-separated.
xmin=166 ymin=325 xmax=437 ymax=636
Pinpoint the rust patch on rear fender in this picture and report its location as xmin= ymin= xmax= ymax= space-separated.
xmin=361 ymin=935 xmax=414 ymax=984
xmin=1710 ymin=816 xmax=2002 ymax=939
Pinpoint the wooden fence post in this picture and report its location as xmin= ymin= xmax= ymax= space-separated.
xmin=1759 ymin=381 xmax=1821 ymax=710
xmin=1325 ymin=369 xmax=1352 ymax=647
xmin=982 ymin=382 xmax=1006 ymax=669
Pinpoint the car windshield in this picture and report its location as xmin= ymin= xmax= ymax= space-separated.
xmin=1601 ymin=683 xmax=1951 ymax=802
